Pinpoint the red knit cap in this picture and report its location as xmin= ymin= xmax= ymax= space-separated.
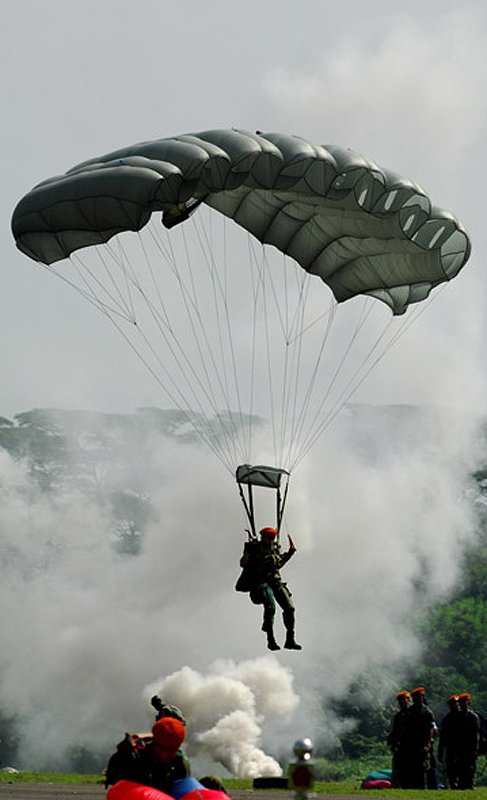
xmin=152 ymin=717 xmax=185 ymax=761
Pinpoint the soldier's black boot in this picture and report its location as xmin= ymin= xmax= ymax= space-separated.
xmin=266 ymin=631 xmax=280 ymax=651
xmin=284 ymin=631 xmax=302 ymax=650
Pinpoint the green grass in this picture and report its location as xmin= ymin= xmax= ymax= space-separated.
xmin=0 ymin=772 xmax=104 ymax=784
xmin=1 ymin=773 xmax=487 ymax=798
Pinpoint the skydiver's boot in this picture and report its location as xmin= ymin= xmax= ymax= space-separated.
xmin=283 ymin=607 xmax=302 ymax=650
xmin=266 ymin=630 xmax=280 ymax=651
xmin=284 ymin=630 xmax=302 ymax=650
xmin=284 ymin=634 xmax=302 ymax=650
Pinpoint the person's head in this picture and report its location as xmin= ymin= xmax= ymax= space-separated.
xmin=260 ymin=527 xmax=278 ymax=546
xmin=396 ymin=691 xmax=411 ymax=709
xmin=151 ymin=717 xmax=185 ymax=762
xmin=447 ymin=695 xmax=459 ymax=711
xmin=411 ymin=687 xmax=426 ymax=705
xmin=458 ymin=692 xmax=471 ymax=711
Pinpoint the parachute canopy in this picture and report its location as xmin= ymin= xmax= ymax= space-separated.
xmin=12 ymin=129 xmax=471 ymax=316
xmin=11 ymin=130 xmax=472 ymax=477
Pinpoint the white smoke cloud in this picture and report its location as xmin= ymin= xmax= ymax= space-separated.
xmin=144 ymin=658 xmax=299 ymax=777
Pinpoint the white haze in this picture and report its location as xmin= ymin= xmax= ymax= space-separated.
xmin=144 ymin=660 xmax=299 ymax=777
xmin=0 ymin=404 xmax=483 ymax=771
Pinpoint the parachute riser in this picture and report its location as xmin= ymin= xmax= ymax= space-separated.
xmin=277 ymin=477 xmax=290 ymax=533
xmin=237 ymin=480 xmax=258 ymax=539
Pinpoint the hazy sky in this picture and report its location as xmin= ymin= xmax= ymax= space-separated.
xmin=0 ymin=0 xmax=486 ymax=772
xmin=2 ymin=0 xmax=486 ymax=418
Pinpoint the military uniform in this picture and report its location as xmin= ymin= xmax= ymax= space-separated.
xmin=238 ymin=531 xmax=300 ymax=650
xmin=438 ymin=698 xmax=460 ymax=788
xmin=454 ymin=696 xmax=481 ymax=789
xmin=387 ymin=693 xmax=411 ymax=788
xmin=398 ymin=690 xmax=434 ymax=789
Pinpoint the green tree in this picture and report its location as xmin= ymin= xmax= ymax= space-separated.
xmin=327 ymin=675 xmax=392 ymax=760
xmin=418 ymin=596 xmax=487 ymax=709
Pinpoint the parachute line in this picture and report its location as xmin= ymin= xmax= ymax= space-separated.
xmin=40 ymin=209 xmax=443 ymax=477
xmin=291 ymin=291 xmax=439 ymax=468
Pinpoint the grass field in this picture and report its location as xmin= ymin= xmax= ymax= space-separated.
xmin=1 ymin=773 xmax=487 ymax=799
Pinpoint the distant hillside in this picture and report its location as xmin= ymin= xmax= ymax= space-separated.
xmin=1 ymin=403 xmax=484 ymax=482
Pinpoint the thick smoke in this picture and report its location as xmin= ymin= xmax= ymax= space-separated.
xmin=144 ymin=658 xmax=299 ymax=777
xmin=0 ymin=403 xmax=482 ymax=771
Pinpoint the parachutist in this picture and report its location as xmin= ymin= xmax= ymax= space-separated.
xmin=236 ymin=526 xmax=301 ymax=651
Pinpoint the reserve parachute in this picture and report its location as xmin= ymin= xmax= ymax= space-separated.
xmin=11 ymin=129 xmax=471 ymax=518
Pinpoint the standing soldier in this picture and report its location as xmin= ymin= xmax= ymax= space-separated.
xmin=399 ymin=686 xmax=435 ymax=789
xmin=438 ymin=695 xmax=460 ymax=788
xmin=386 ymin=691 xmax=411 ymax=787
xmin=455 ymin=692 xmax=481 ymax=789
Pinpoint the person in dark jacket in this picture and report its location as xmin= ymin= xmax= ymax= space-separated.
xmin=386 ymin=691 xmax=411 ymax=787
xmin=105 ymin=717 xmax=190 ymax=791
xmin=455 ymin=693 xmax=481 ymax=789
xmin=398 ymin=687 xmax=435 ymax=789
xmin=438 ymin=695 xmax=460 ymax=788
xmin=238 ymin=526 xmax=301 ymax=651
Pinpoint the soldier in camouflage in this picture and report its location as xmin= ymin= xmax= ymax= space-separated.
xmin=238 ymin=526 xmax=301 ymax=651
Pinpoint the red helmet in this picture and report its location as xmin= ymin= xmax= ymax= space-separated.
xmin=260 ymin=526 xmax=278 ymax=539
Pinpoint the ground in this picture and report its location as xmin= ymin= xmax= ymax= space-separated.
xmin=0 ymin=784 xmax=397 ymax=800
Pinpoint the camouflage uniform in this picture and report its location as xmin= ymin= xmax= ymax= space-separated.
xmin=239 ymin=536 xmax=299 ymax=650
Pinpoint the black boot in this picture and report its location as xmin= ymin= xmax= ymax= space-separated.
xmin=284 ymin=632 xmax=302 ymax=650
xmin=266 ymin=631 xmax=280 ymax=651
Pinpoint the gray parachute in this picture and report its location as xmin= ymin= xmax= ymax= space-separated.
xmin=11 ymin=129 xmax=471 ymax=316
